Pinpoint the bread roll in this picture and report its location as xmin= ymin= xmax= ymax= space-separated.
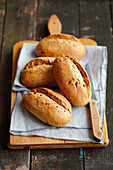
xmin=36 ymin=34 xmax=86 ymax=60
xmin=22 ymin=87 xmax=72 ymax=127
xmin=53 ymin=56 xmax=91 ymax=106
xmin=20 ymin=57 xmax=57 ymax=88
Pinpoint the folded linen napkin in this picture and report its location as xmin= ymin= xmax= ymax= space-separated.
xmin=10 ymin=43 xmax=108 ymax=143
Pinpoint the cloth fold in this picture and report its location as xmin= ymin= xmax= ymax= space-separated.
xmin=10 ymin=43 xmax=108 ymax=144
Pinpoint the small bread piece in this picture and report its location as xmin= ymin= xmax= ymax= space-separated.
xmin=36 ymin=34 xmax=86 ymax=60
xmin=20 ymin=57 xmax=57 ymax=88
xmin=53 ymin=57 xmax=91 ymax=106
xmin=22 ymin=87 xmax=72 ymax=127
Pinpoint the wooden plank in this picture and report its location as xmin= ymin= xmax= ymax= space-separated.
xmin=36 ymin=0 xmax=79 ymax=40
xmin=79 ymin=0 xmax=113 ymax=169
xmin=0 ymin=150 xmax=30 ymax=170
xmin=110 ymin=0 xmax=113 ymax=36
xmin=79 ymin=0 xmax=112 ymax=43
xmin=31 ymin=149 xmax=84 ymax=170
xmin=0 ymin=0 xmax=5 ymax=57
xmin=0 ymin=0 xmax=37 ymax=169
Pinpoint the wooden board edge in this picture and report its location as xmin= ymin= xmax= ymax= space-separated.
xmin=103 ymin=112 xmax=109 ymax=145
xmin=79 ymin=38 xmax=97 ymax=46
xmin=8 ymin=140 xmax=109 ymax=150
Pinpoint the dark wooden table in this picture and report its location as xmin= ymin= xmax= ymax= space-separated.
xmin=0 ymin=0 xmax=113 ymax=169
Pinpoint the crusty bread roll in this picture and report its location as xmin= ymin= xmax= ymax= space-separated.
xmin=22 ymin=87 xmax=72 ymax=127
xmin=53 ymin=56 xmax=91 ymax=106
xmin=20 ymin=57 xmax=57 ymax=88
xmin=36 ymin=34 xmax=86 ymax=60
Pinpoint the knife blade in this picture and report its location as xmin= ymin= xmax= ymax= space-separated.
xmin=85 ymin=64 xmax=102 ymax=141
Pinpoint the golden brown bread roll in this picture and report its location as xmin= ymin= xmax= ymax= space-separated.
xmin=53 ymin=56 xmax=91 ymax=106
xmin=22 ymin=87 xmax=72 ymax=127
xmin=20 ymin=57 xmax=57 ymax=88
xmin=36 ymin=34 xmax=86 ymax=60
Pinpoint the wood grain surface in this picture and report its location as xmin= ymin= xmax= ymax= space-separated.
xmin=80 ymin=0 xmax=113 ymax=169
xmin=0 ymin=0 xmax=113 ymax=169
xmin=0 ymin=0 xmax=36 ymax=169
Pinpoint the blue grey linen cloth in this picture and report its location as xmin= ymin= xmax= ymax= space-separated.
xmin=10 ymin=43 xmax=108 ymax=143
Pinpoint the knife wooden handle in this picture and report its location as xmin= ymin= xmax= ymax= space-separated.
xmin=89 ymin=100 xmax=103 ymax=141
xmin=48 ymin=14 xmax=62 ymax=35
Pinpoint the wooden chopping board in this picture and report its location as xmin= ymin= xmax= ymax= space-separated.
xmin=8 ymin=39 xmax=109 ymax=149
xmin=9 ymin=15 xmax=109 ymax=149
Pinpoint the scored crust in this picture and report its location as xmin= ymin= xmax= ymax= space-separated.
xmin=52 ymin=56 xmax=92 ymax=106
xmin=31 ymin=87 xmax=72 ymax=113
xmin=36 ymin=34 xmax=86 ymax=60
xmin=20 ymin=57 xmax=57 ymax=88
xmin=24 ymin=57 xmax=55 ymax=69
xmin=22 ymin=87 xmax=72 ymax=127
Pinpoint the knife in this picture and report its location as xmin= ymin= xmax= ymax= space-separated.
xmin=85 ymin=64 xmax=103 ymax=141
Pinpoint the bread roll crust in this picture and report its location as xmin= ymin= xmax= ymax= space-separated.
xmin=20 ymin=57 xmax=57 ymax=88
xmin=36 ymin=34 xmax=86 ymax=60
xmin=22 ymin=87 xmax=72 ymax=127
xmin=53 ymin=56 xmax=91 ymax=106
